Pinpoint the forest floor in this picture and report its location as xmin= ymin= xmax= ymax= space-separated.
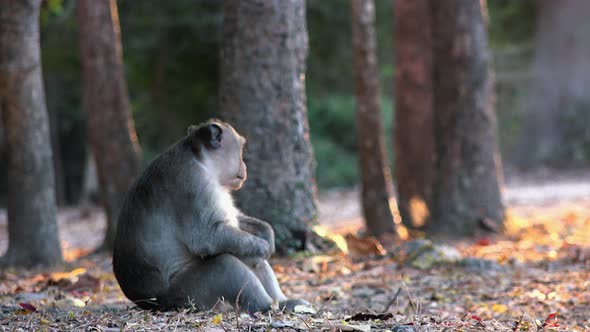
xmin=0 ymin=170 xmax=589 ymax=331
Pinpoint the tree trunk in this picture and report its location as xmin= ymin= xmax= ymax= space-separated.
xmin=220 ymin=0 xmax=318 ymax=253
xmin=393 ymin=0 xmax=435 ymax=229
xmin=519 ymin=0 xmax=590 ymax=167
xmin=429 ymin=0 xmax=504 ymax=236
xmin=77 ymin=0 xmax=141 ymax=252
xmin=0 ymin=106 xmax=4 ymax=155
xmin=351 ymin=0 xmax=396 ymax=237
xmin=0 ymin=0 xmax=63 ymax=267
xmin=0 ymin=106 xmax=4 ymax=206
xmin=81 ymin=152 xmax=100 ymax=204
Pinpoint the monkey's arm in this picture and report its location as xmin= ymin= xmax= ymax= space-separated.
xmin=199 ymin=221 xmax=271 ymax=259
xmin=238 ymin=215 xmax=275 ymax=255
xmin=238 ymin=215 xmax=275 ymax=254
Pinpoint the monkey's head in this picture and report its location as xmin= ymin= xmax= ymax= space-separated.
xmin=187 ymin=120 xmax=247 ymax=190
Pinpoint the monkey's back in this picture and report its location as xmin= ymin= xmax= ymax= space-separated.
xmin=112 ymin=142 xmax=205 ymax=305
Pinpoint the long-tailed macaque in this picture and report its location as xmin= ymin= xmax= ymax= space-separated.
xmin=113 ymin=120 xmax=308 ymax=312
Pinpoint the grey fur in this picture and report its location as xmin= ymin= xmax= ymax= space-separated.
xmin=113 ymin=123 xmax=307 ymax=312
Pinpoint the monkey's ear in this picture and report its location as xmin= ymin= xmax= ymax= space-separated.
xmin=187 ymin=123 xmax=223 ymax=151
xmin=199 ymin=123 xmax=223 ymax=149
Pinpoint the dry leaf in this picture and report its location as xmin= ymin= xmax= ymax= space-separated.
xmin=345 ymin=233 xmax=386 ymax=258
xmin=212 ymin=313 xmax=223 ymax=325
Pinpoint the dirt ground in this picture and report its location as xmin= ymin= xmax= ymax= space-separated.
xmin=0 ymin=171 xmax=589 ymax=331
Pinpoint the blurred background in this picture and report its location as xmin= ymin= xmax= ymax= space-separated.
xmin=3 ymin=0 xmax=588 ymax=207
xmin=1 ymin=2 xmax=589 ymax=327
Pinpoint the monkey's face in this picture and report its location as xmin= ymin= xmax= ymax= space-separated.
xmin=190 ymin=121 xmax=247 ymax=191
xmin=217 ymin=125 xmax=247 ymax=191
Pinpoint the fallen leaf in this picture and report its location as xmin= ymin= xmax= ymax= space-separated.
xmin=49 ymin=268 xmax=87 ymax=281
xmin=333 ymin=323 xmax=371 ymax=332
xmin=542 ymin=313 xmax=559 ymax=327
xmin=212 ymin=313 xmax=223 ymax=325
xmin=18 ymin=302 xmax=37 ymax=312
xmin=271 ymin=321 xmax=296 ymax=328
xmin=346 ymin=312 xmax=393 ymax=322
xmin=491 ymin=303 xmax=508 ymax=314
xmin=294 ymin=304 xmax=317 ymax=314
xmin=476 ymin=238 xmax=492 ymax=246
xmin=61 ymin=273 xmax=101 ymax=293
xmin=203 ymin=328 xmax=225 ymax=332
xmin=345 ymin=233 xmax=386 ymax=258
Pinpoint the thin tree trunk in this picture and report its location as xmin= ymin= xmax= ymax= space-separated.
xmin=351 ymin=0 xmax=396 ymax=236
xmin=519 ymin=0 xmax=590 ymax=167
xmin=429 ymin=0 xmax=504 ymax=236
xmin=220 ymin=0 xmax=318 ymax=253
xmin=81 ymin=152 xmax=100 ymax=204
xmin=393 ymin=0 xmax=434 ymax=229
xmin=0 ymin=0 xmax=63 ymax=267
xmin=0 ymin=106 xmax=4 ymax=155
xmin=0 ymin=105 xmax=5 ymax=206
xmin=77 ymin=0 xmax=141 ymax=252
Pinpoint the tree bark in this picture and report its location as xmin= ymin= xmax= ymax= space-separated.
xmin=220 ymin=0 xmax=318 ymax=253
xmin=0 ymin=106 xmax=4 ymax=155
xmin=0 ymin=0 xmax=63 ymax=267
xmin=519 ymin=0 xmax=590 ymax=167
xmin=351 ymin=0 xmax=396 ymax=236
xmin=429 ymin=0 xmax=504 ymax=236
xmin=77 ymin=0 xmax=141 ymax=252
xmin=393 ymin=0 xmax=435 ymax=229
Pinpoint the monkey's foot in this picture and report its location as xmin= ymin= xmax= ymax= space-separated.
xmin=278 ymin=299 xmax=311 ymax=311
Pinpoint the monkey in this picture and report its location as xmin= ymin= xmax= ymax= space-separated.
xmin=112 ymin=119 xmax=309 ymax=313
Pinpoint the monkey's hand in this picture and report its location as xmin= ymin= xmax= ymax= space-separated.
xmin=245 ymin=236 xmax=271 ymax=260
xmin=238 ymin=215 xmax=275 ymax=256
xmin=207 ymin=221 xmax=270 ymax=259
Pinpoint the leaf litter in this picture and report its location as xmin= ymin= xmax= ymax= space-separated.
xmin=0 ymin=195 xmax=589 ymax=331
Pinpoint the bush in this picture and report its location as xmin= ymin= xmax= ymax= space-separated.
xmin=308 ymin=94 xmax=394 ymax=189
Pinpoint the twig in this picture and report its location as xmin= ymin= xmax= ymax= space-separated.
xmin=234 ymin=280 xmax=251 ymax=331
xmin=512 ymin=313 xmax=524 ymax=331
xmin=299 ymin=315 xmax=313 ymax=331
xmin=315 ymin=292 xmax=336 ymax=314
xmin=208 ymin=297 xmax=224 ymax=312
xmin=382 ymin=286 xmax=402 ymax=313
xmin=403 ymin=283 xmax=417 ymax=314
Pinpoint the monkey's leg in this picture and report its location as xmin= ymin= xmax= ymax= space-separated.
xmin=161 ymin=254 xmax=273 ymax=313
xmin=248 ymin=259 xmax=310 ymax=310
xmin=249 ymin=260 xmax=287 ymax=302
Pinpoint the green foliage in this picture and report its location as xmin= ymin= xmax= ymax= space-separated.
xmin=487 ymin=0 xmax=537 ymax=161
xmin=561 ymin=102 xmax=590 ymax=164
xmin=40 ymin=2 xmax=86 ymax=201
xmin=21 ymin=0 xmax=562 ymax=203
xmin=118 ymin=0 xmax=223 ymax=155
xmin=307 ymin=0 xmax=393 ymax=95
xmin=40 ymin=0 xmax=64 ymax=25
xmin=306 ymin=0 xmax=394 ymax=189
xmin=308 ymin=95 xmax=358 ymax=188
xmin=308 ymin=95 xmax=393 ymax=189
xmin=487 ymin=0 xmax=537 ymax=48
